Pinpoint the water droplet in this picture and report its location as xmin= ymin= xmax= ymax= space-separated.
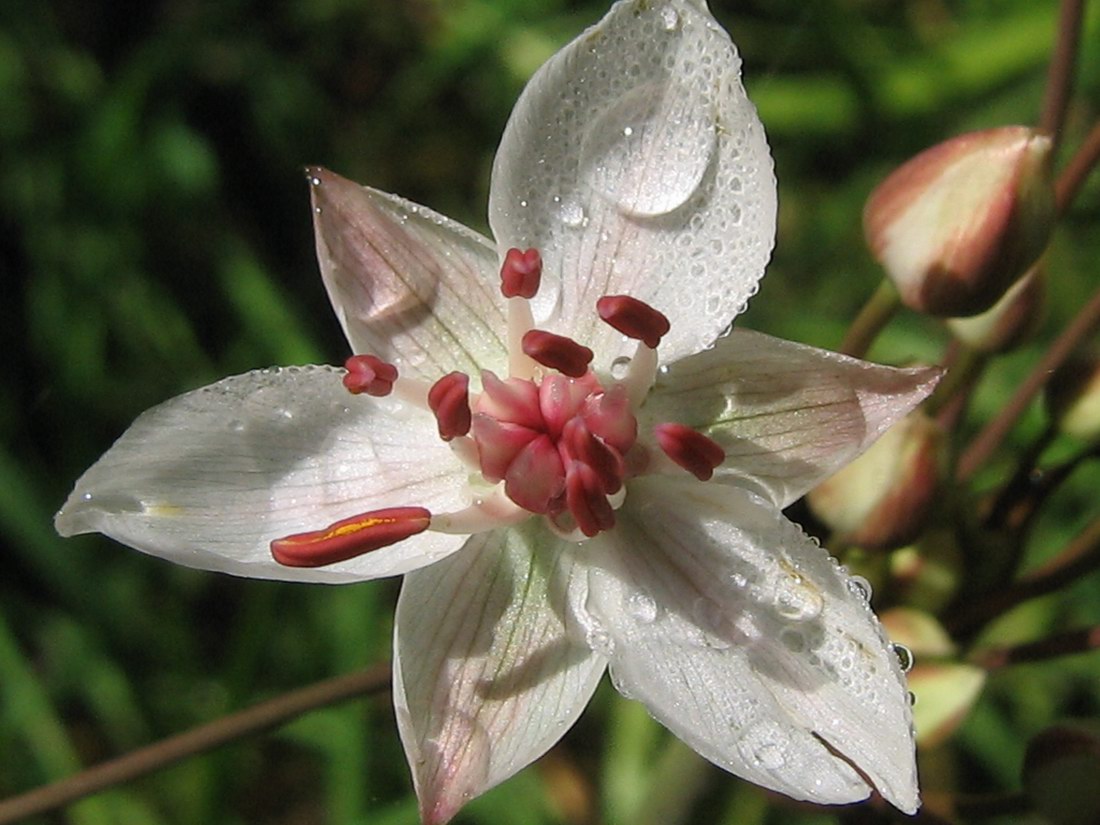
xmin=519 ymin=199 xmax=528 ymax=208
xmin=585 ymin=626 xmax=616 ymax=656
xmin=559 ymin=199 xmax=586 ymax=228
xmin=908 ymin=690 xmax=917 ymax=706
xmin=730 ymin=573 xmax=748 ymax=588
xmin=579 ymin=82 xmax=715 ymax=217
xmin=754 ymin=743 xmax=786 ymax=770
xmin=773 ymin=575 xmax=824 ymax=622
xmin=228 ymin=419 xmax=246 ymax=432
xmin=313 ymin=205 xmax=322 ymax=214
xmin=847 ymin=575 xmax=873 ymax=604
xmin=891 ymin=643 xmax=915 ymax=673
xmin=81 ymin=492 xmax=93 ymax=502
xmin=610 ymin=356 xmax=631 ymax=379
xmin=276 ymin=408 xmax=294 ymax=421
xmin=626 ymin=591 xmax=659 ymax=624
xmin=309 ymin=176 xmax=321 ymax=186
xmin=779 ymin=628 xmax=806 ymax=653
xmin=659 ymin=6 xmax=680 ymax=31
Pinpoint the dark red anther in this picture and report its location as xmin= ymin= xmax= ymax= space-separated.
xmin=428 ymin=372 xmax=472 ymax=441
xmin=654 ymin=422 xmax=726 ymax=481
xmin=566 ymin=462 xmax=616 ymax=537
xmin=522 ymin=330 xmax=594 ymax=378
xmin=500 ymin=247 xmax=542 ymax=299
xmin=596 ymin=295 xmax=671 ymax=349
xmin=560 ymin=417 xmax=624 ymax=495
xmin=344 ymin=354 xmax=398 ymax=396
xmin=271 ymin=506 xmax=431 ymax=567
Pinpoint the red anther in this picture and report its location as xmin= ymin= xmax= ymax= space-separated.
xmin=560 ymin=417 xmax=624 ymax=495
xmin=504 ymin=434 xmax=566 ymax=514
xmin=596 ymin=295 xmax=671 ymax=349
xmin=522 ymin=329 xmax=594 ymax=378
xmin=500 ymin=247 xmax=542 ymax=299
xmin=566 ymin=462 xmax=616 ymax=537
xmin=583 ymin=385 xmax=637 ymax=454
xmin=654 ymin=422 xmax=726 ymax=481
xmin=428 ymin=372 xmax=472 ymax=440
xmin=343 ymin=354 xmax=399 ymax=397
xmin=271 ymin=506 xmax=431 ymax=567
xmin=477 ymin=371 xmax=544 ymax=429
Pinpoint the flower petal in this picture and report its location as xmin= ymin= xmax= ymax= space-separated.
xmin=642 ymin=329 xmax=939 ymax=507
xmin=488 ymin=0 xmax=775 ymax=367
xmin=583 ymin=478 xmax=919 ymax=813
xmin=55 ymin=366 xmax=470 ymax=583
xmin=309 ymin=168 xmax=508 ymax=378
xmin=394 ymin=523 xmax=604 ymax=825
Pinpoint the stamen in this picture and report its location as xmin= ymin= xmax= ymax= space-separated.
xmin=428 ymin=372 xmax=472 ymax=440
xmin=560 ymin=417 xmax=625 ymax=495
xmin=522 ymin=330 xmax=594 ymax=378
xmin=504 ymin=434 xmax=566 ymax=514
xmin=343 ymin=354 xmax=399 ymax=397
xmin=565 ymin=462 xmax=616 ymax=537
xmin=654 ymin=423 xmax=726 ymax=481
xmin=500 ymin=248 xmax=542 ymax=299
xmin=596 ymin=295 xmax=671 ymax=349
xmin=271 ymin=506 xmax=431 ymax=567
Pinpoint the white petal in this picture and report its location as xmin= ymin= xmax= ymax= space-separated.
xmin=642 ymin=329 xmax=940 ymax=507
xmin=488 ymin=0 xmax=775 ymax=367
xmin=394 ymin=523 xmax=605 ymax=825
xmin=310 ymin=168 xmax=508 ymax=378
xmin=55 ymin=366 xmax=471 ymax=583
xmin=585 ymin=478 xmax=919 ymax=812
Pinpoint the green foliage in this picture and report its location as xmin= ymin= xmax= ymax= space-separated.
xmin=2 ymin=0 xmax=1098 ymax=823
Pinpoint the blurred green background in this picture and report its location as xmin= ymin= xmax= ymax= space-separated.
xmin=2 ymin=0 xmax=1099 ymax=823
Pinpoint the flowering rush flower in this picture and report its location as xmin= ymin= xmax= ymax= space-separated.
xmin=57 ymin=0 xmax=936 ymax=820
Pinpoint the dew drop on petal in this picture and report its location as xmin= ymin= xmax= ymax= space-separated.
xmin=625 ymin=591 xmax=659 ymax=624
xmin=559 ymin=199 xmax=586 ymax=228
xmin=610 ymin=355 xmax=632 ymax=379
xmin=892 ymin=642 xmax=915 ymax=673
xmin=773 ymin=575 xmax=824 ymax=622
xmin=585 ymin=626 xmax=616 ymax=656
xmin=228 ymin=419 xmax=246 ymax=432
xmin=659 ymin=5 xmax=680 ymax=31
xmin=579 ymin=83 xmax=715 ymax=217
xmin=847 ymin=575 xmax=873 ymax=604
xmin=754 ymin=743 xmax=786 ymax=770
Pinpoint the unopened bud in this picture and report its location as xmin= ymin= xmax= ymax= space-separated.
xmin=946 ymin=265 xmax=1045 ymax=353
xmin=1023 ymin=722 xmax=1100 ymax=825
xmin=1046 ymin=349 xmax=1100 ymax=443
xmin=865 ymin=126 xmax=1055 ymax=317
xmin=808 ymin=411 xmax=944 ymax=551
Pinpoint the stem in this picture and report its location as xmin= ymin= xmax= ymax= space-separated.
xmin=956 ymin=284 xmax=1100 ymax=482
xmin=0 ymin=663 xmax=391 ymax=825
xmin=973 ymin=625 xmax=1100 ymax=670
xmin=1038 ymin=0 xmax=1085 ymax=152
xmin=1056 ymin=119 xmax=1100 ymax=214
xmin=951 ymin=790 xmax=1031 ymax=818
xmin=924 ymin=344 xmax=987 ymax=419
xmin=949 ymin=513 xmax=1100 ymax=636
xmin=840 ymin=280 xmax=901 ymax=358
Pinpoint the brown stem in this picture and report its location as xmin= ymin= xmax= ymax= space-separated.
xmin=1038 ymin=0 xmax=1085 ymax=152
xmin=948 ymin=513 xmax=1100 ymax=636
xmin=0 ymin=663 xmax=391 ymax=825
xmin=973 ymin=625 xmax=1100 ymax=670
xmin=840 ymin=280 xmax=901 ymax=358
xmin=1056 ymin=119 xmax=1100 ymax=214
xmin=956 ymin=284 xmax=1100 ymax=482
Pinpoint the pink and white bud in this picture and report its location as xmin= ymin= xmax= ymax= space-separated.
xmin=808 ymin=411 xmax=944 ymax=551
xmin=945 ymin=264 xmax=1045 ymax=353
xmin=864 ymin=126 xmax=1055 ymax=317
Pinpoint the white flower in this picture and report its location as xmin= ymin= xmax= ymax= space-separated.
xmin=56 ymin=1 xmax=935 ymax=821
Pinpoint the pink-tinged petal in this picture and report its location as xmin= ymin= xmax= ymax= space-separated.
xmin=55 ymin=367 xmax=470 ymax=583
xmin=309 ymin=168 xmax=507 ymax=378
xmin=394 ymin=524 xmax=605 ymax=825
xmin=488 ymin=0 xmax=775 ymax=367
xmin=584 ymin=478 xmax=919 ymax=813
xmin=642 ymin=329 xmax=939 ymax=507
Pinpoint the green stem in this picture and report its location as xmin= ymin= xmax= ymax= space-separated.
xmin=840 ymin=280 xmax=901 ymax=358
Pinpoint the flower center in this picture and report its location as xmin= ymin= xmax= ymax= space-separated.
xmin=270 ymin=247 xmax=726 ymax=566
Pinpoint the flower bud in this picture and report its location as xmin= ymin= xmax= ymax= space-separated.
xmin=889 ymin=528 xmax=963 ymax=613
xmin=1046 ymin=349 xmax=1100 ymax=443
xmin=1023 ymin=722 xmax=1100 ymax=825
xmin=945 ymin=264 xmax=1045 ymax=353
xmin=864 ymin=126 xmax=1055 ymax=317
xmin=808 ymin=411 xmax=944 ymax=551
